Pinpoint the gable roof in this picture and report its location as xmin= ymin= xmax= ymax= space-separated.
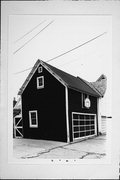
xmin=18 ymin=59 xmax=103 ymax=97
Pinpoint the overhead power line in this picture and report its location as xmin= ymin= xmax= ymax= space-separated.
xmin=13 ymin=20 xmax=54 ymax=55
xmin=14 ymin=20 xmax=46 ymax=43
xmin=14 ymin=32 xmax=107 ymax=74
xmin=14 ymin=67 xmax=32 ymax=75
xmin=46 ymin=32 xmax=107 ymax=63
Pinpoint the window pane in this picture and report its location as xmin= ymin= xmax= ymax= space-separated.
xmin=86 ymin=126 xmax=90 ymax=130
xmin=86 ymin=120 xmax=90 ymax=125
xmin=91 ymin=120 xmax=94 ymax=124
xmin=80 ymin=132 xmax=85 ymax=137
xmin=38 ymin=66 xmax=42 ymax=73
xmin=91 ymin=115 xmax=94 ymax=119
xmin=74 ymin=133 xmax=79 ymax=138
xmin=39 ymin=78 xmax=43 ymax=86
xmin=74 ymin=126 xmax=79 ymax=132
xmin=86 ymin=131 xmax=91 ymax=136
xmin=91 ymin=130 xmax=95 ymax=135
xmin=31 ymin=118 xmax=36 ymax=125
xmin=86 ymin=115 xmax=90 ymax=119
xmin=31 ymin=112 xmax=36 ymax=118
xmin=91 ymin=125 xmax=95 ymax=130
xmin=29 ymin=111 xmax=38 ymax=127
xmin=73 ymin=114 xmax=78 ymax=119
xmin=80 ymin=120 xmax=84 ymax=125
xmin=73 ymin=120 xmax=79 ymax=125
xmin=80 ymin=115 xmax=84 ymax=119
xmin=80 ymin=126 xmax=85 ymax=131
xmin=37 ymin=76 xmax=44 ymax=88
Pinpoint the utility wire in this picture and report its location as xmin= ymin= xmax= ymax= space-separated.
xmin=14 ymin=32 xmax=107 ymax=74
xmin=13 ymin=20 xmax=54 ymax=55
xmin=14 ymin=20 xmax=46 ymax=43
xmin=46 ymin=32 xmax=107 ymax=63
xmin=14 ymin=67 xmax=32 ymax=75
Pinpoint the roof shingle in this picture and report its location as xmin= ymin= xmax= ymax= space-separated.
xmin=18 ymin=59 xmax=103 ymax=97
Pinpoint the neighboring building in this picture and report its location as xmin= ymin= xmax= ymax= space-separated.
xmin=15 ymin=59 xmax=107 ymax=142
xmin=13 ymin=97 xmax=21 ymax=117
xmin=13 ymin=97 xmax=22 ymax=138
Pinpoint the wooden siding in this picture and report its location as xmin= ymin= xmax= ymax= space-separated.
xmin=22 ymin=64 xmax=67 ymax=142
xmin=68 ymin=88 xmax=98 ymax=142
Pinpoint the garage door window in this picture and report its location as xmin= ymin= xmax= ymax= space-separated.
xmin=29 ymin=111 xmax=38 ymax=128
xmin=72 ymin=112 xmax=96 ymax=140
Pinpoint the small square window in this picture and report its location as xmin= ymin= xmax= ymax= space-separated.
xmin=37 ymin=76 xmax=44 ymax=89
xmin=38 ymin=66 xmax=43 ymax=73
xmin=29 ymin=111 xmax=38 ymax=128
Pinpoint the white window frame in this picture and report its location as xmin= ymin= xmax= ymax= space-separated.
xmin=29 ymin=110 xmax=38 ymax=128
xmin=82 ymin=93 xmax=90 ymax=108
xmin=38 ymin=66 xmax=43 ymax=73
xmin=37 ymin=76 xmax=44 ymax=89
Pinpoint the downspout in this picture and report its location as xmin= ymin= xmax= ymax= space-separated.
xmin=65 ymin=86 xmax=70 ymax=143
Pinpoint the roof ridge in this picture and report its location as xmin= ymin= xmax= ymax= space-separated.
xmin=18 ymin=59 xmax=102 ymax=97
xmin=44 ymin=62 xmax=101 ymax=97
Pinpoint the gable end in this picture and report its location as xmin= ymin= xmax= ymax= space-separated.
xmin=18 ymin=59 xmax=67 ymax=95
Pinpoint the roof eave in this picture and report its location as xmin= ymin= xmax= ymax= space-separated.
xmin=68 ymin=85 xmax=101 ymax=98
xmin=18 ymin=59 xmax=42 ymax=95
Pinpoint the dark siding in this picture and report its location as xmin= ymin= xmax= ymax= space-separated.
xmin=68 ymin=88 xmax=98 ymax=142
xmin=22 ymin=64 xmax=67 ymax=142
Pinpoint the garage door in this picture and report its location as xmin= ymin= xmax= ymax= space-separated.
xmin=72 ymin=112 xmax=97 ymax=141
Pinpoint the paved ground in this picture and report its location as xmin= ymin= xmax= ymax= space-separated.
xmin=13 ymin=135 xmax=106 ymax=159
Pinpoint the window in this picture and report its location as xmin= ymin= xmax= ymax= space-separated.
xmin=38 ymin=66 xmax=43 ymax=73
xmin=37 ymin=76 xmax=44 ymax=89
xmin=29 ymin=111 xmax=38 ymax=128
xmin=82 ymin=93 xmax=91 ymax=108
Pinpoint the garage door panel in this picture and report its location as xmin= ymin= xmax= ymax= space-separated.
xmin=72 ymin=112 xmax=96 ymax=141
xmin=80 ymin=115 xmax=84 ymax=119
xmin=86 ymin=131 xmax=91 ymax=136
xmin=73 ymin=120 xmax=79 ymax=126
xmin=86 ymin=126 xmax=90 ymax=130
xmin=74 ymin=126 xmax=79 ymax=132
xmin=91 ymin=120 xmax=95 ymax=124
xmin=73 ymin=114 xmax=78 ymax=119
xmin=91 ymin=125 xmax=95 ymax=129
xmin=80 ymin=126 xmax=85 ymax=131
xmin=86 ymin=120 xmax=90 ymax=125
xmin=80 ymin=121 xmax=84 ymax=125
xmin=80 ymin=132 xmax=85 ymax=137
xmin=91 ymin=130 xmax=95 ymax=135
xmin=74 ymin=132 xmax=79 ymax=138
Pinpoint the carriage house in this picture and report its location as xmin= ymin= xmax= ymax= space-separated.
xmin=15 ymin=59 xmax=105 ymax=143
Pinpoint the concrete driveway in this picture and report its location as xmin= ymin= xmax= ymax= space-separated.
xmin=13 ymin=135 xmax=106 ymax=159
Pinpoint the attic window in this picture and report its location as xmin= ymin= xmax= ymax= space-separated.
xmin=37 ymin=76 xmax=44 ymax=89
xmin=38 ymin=66 xmax=43 ymax=73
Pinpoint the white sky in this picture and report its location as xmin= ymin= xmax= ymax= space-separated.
xmin=9 ymin=15 xmax=112 ymax=115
